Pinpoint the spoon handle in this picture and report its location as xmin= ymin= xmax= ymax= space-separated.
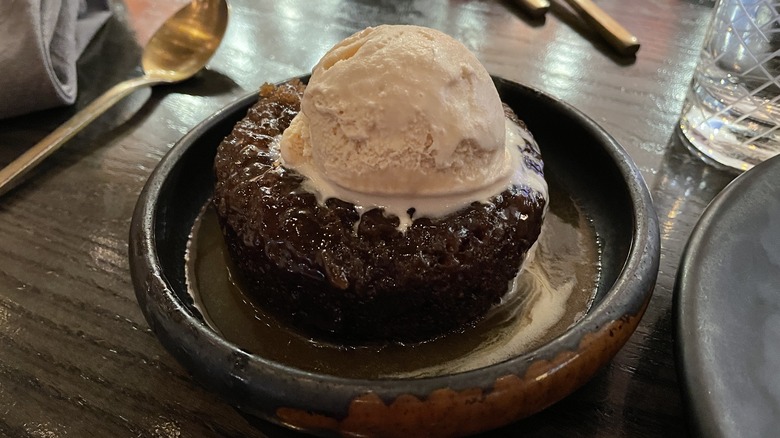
xmin=0 ymin=75 xmax=156 ymax=197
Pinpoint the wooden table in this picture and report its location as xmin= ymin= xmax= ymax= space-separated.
xmin=0 ymin=0 xmax=735 ymax=436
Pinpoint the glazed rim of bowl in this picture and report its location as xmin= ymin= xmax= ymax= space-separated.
xmin=130 ymin=76 xmax=660 ymax=435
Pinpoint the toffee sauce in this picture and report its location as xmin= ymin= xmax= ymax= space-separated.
xmin=185 ymin=171 xmax=599 ymax=379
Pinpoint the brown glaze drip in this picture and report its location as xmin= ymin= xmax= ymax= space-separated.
xmin=213 ymin=80 xmax=546 ymax=342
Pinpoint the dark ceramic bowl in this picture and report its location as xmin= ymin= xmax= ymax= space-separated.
xmin=129 ymin=76 xmax=660 ymax=437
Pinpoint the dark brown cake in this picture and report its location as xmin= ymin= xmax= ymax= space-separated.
xmin=213 ymin=80 xmax=546 ymax=343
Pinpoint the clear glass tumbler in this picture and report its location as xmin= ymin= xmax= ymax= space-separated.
xmin=679 ymin=0 xmax=780 ymax=171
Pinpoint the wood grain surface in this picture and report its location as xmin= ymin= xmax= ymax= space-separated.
xmin=0 ymin=0 xmax=736 ymax=436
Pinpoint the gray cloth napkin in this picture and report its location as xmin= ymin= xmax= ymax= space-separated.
xmin=0 ymin=0 xmax=111 ymax=119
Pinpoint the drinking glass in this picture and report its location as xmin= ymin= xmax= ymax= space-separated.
xmin=679 ymin=0 xmax=780 ymax=171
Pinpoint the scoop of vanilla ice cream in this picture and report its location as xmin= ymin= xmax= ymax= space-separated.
xmin=280 ymin=25 xmax=509 ymax=197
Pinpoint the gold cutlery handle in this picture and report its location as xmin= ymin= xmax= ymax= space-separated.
xmin=515 ymin=0 xmax=551 ymax=17
xmin=0 ymin=76 xmax=155 ymax=197
xmin=562 ymin=0 xmax=640 ymax=56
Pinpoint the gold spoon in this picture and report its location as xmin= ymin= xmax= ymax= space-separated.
xmin=0 ymin=0 xmax=229 ymax=197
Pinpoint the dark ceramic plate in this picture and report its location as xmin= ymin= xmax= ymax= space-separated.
xmin=129 ymin=76 xmax=660 ymax=437
xmin=675 ymin=154 xmax=780 ymax=438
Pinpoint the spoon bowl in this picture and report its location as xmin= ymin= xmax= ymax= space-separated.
xmin=142 ymin=0 xmax=229 ymax=82
xmin=0 ymin=0 xmax=229 ymax=197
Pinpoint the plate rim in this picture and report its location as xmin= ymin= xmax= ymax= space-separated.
xmin=674 ymin=153 xmax=780 ymax=438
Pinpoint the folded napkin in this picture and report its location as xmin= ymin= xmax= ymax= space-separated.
xmin=0 ymin=0 xmax=111 ymax=119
